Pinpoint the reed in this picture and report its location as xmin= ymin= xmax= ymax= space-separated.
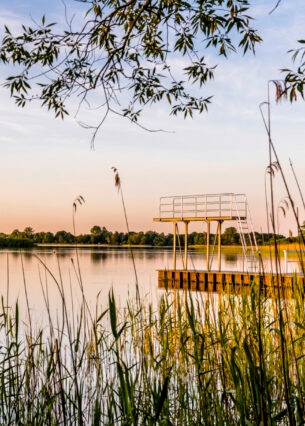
xmin=0 ymin=260 xmax=305 ymax=425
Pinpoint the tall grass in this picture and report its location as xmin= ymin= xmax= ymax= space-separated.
xmin=1 ymin=261 xmax=305 ymax=425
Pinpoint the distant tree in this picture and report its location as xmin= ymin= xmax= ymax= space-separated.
xmin=193 ymin=232 xmax=207 ymax=245
xmin=263 ymin=233 xmax=286 ymax=245
xmin=188 ymin=232 xmax=207 ymax=245
xmin=104 ymin=230 xmax=119 ymax=245
xmin=90 ymin=225 xmax=103 ymax=244
xmin=23 ymin=226 xmax=35 ymax=239
xmin=107 ymin=232 xmax=120 ymax=245
xmin=43 ymin=232 xmax=55 ymax=243
xmin=10 ymin=229 xmax=21 ymax=238
xmin=120 ymin=232 xmax=129 ymax=245
xmin=164 ymin=233 xmax=173 ymax=246
xmin=101 ymin=227 xmax=110 ymax=244
xmin=221 ymin=227 xmax=239 ymax=245
xmin=144 ymin=231 xmax=158 ymax=246
xmin=153 ymin=232 xmax=166 ymax=246
xmin=139 ymin=233 xmax=147 ymax=245
xmin=188 ymin=232 xmax=197 ymax=246
xmin=90 ymin=225 xmax=102 ymax=235
xmin=90 ymin=225 xmax=111 ymax=244
xmin=114 ymin=231 xmax=124 ymax=245
xmin=33 ymin=231 xmax=55 ymax=243
xmin=76 ymin=234 xmax=91 ymax=244
xmin=55 ymin=230 xmax=75 ymax=244
xmin=128 ymin=231 xmax=145 ymax=245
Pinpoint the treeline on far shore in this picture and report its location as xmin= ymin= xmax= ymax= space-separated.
xmin=0 ymin=225 xmax=296 ymax=248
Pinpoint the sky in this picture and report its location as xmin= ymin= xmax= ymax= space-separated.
xmin=0 ymin=0 xmax=305 ymax=237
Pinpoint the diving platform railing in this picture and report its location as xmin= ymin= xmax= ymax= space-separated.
xmin=154 ymin=192 xmax=259 ymax=273
xmin=157 ymin=193 xmax=247 ymax=221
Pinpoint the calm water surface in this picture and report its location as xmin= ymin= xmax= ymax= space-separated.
xmin=0 ymin=247 xmax=289 ymax=325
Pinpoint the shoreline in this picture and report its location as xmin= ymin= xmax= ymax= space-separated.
xmin=34 ymin=243 xmax=302 ymax=251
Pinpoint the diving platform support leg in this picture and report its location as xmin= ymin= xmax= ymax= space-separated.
xmin=218 ymin=221 xmax=223 ymax=272
xmin=173 ymin=222 xmax=177 ymax=270
xmin=184 ymin=221 xmax=189 ymax=270
xmin=206 ymin=221 xmax=210 ymax=272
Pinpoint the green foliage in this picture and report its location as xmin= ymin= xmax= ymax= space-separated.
xmin=0 ymin=237 xmax=34 ymax=248
xmin=282 ymin=40 xmax=305 ymax=101
xmin=0 ymin=276 xmax=305 ymax=424
xmin=54 ymin=230 xmax=75 ymax=244
xmin=90 ymin=225 xmax=109 ymax=244
xmin=221 ymin=226 xmax=240 ymax=245
xmin=23 ymin=227 xmax=35 ymax=239
xmin=0 ymin=226 xmax=290 ymax=246
xmin=0 ymin=1 xmax=262 ymax=131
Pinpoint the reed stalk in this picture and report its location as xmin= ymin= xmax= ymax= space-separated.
xmin=0 ymin=270 xmax=304 ymax=425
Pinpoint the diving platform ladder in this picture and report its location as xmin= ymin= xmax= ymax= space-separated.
xmin=233 ymin=197 xmax=259 ymax=273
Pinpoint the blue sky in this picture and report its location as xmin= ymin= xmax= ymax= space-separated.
xmin=0 ymin=1 xmax=305 ymax=237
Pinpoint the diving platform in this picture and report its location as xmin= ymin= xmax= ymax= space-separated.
xmin=154 ymin=193 xmax=305 ymax=292
xmin=154 ymin=193 xmax=259 ymax=273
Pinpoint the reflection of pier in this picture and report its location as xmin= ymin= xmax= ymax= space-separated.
xmin=154 ymin=193 xmax=302 ymax=290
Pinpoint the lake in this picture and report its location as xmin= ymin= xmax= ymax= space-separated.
xmin=0 ymin=246 xmax=294 ymax=325
xmin=0 ymin=246 xmax=301 ymax=425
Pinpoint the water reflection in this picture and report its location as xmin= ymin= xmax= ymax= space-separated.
xmin=90 ymin=252 xmax=107 ymax=263
xmin=225 ymin=253 xmax=238 ymax=263
xmin=0 ymin=247 xmax=287 ymax=327
xmin=55 ymin=251 xmax=75 ymax=259
xmin=10 ymin=251 xmax=20 ymax=259
xmin=22 ymin=251 xmax=33 ymax=261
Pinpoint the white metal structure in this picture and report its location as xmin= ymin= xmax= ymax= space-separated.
xmin=158 ymin=193 xmax=247 ymax=220
xmin=154 ymin=193 xmax=259 ymax=273
xmin=233 ymin=196 xmax=259 ymax=272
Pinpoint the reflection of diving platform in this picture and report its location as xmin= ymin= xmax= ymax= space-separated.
xmin=154 ymin=193 xmax=259 ymax=273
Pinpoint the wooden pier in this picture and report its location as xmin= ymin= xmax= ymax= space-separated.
xmin=154 ymin=193 xmax=305 ymax=293
xmin=158 ymin=270 xmax=304 ymax=292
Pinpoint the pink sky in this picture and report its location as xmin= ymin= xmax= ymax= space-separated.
xmin=0 ymin=1 xmax=305 ymax=237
